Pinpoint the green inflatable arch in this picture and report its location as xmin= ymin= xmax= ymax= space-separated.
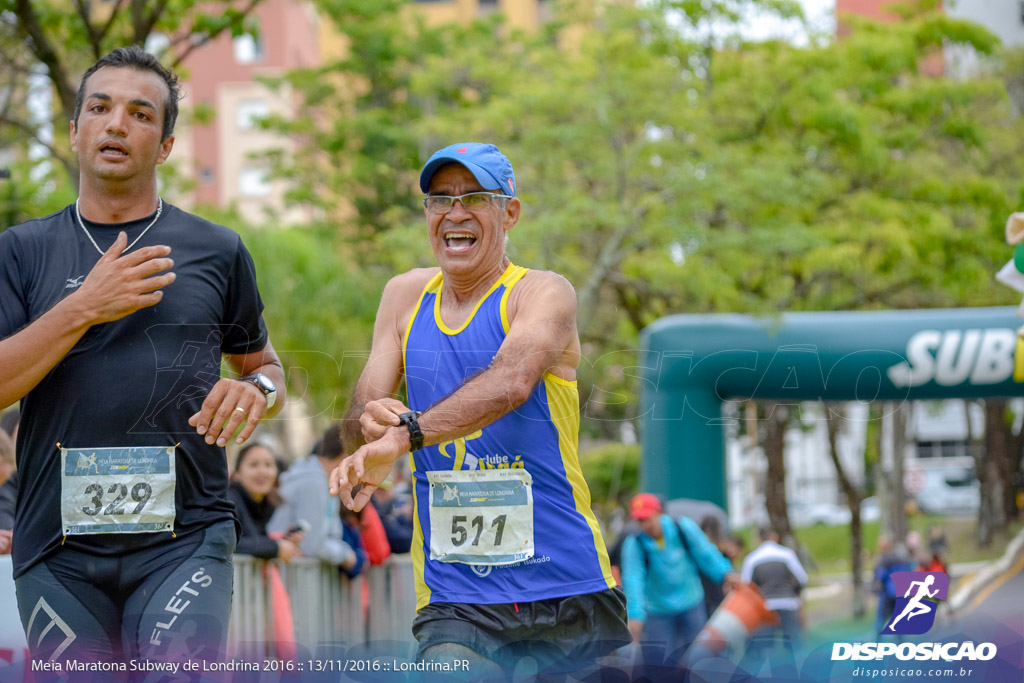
xmin=638 ymin=306 xmax=1024 ymax=509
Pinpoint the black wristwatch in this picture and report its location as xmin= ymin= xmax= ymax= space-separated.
xmin=398 ymin=411 xmax=424 ymax=452
xmin=240 ymin=372 xmax=277 ymax=409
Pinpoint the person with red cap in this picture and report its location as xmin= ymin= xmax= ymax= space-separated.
xmin=622 ymin=492 xmax=739 ymax=663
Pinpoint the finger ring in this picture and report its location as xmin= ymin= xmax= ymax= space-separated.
xmin=234 ymin=407 xmax=247 ymax=415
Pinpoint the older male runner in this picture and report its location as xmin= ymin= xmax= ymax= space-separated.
xmin=330 ymin=142 xmax=629 ymax=676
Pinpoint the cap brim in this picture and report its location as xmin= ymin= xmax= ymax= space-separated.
xmin=420 ymin=156 xmax=504 ymax=194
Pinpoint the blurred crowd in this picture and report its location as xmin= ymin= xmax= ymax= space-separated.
xmin=602 ymin=492 xmax=953 ymax=666
xmin=873 ymin=526 xmax=948 ymax=631
xmin=227 ymin=423 xmax=416 ymax=575
xmin=607 ymin=492 xmax=808 ymax=667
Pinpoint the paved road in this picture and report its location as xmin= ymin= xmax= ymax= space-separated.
xmin=961 ymin=550 xmax=1024 ymax=617
xmin=943 ymin=548 xmax=1024 ymax=674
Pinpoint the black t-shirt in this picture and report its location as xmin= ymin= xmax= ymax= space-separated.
xmin=0 ymin=203 xmax=269 ymax=578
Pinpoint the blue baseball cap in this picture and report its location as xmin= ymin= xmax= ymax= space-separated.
xmin=419 ymin=142 xmax=516 ymax=197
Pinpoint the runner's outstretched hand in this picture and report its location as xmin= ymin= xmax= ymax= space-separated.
xmin=330 ymin=426 xmax=410 ymax=511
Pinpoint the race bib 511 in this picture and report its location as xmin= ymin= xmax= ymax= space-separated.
xmin=427 ymin=469 xmax=534 ymax=565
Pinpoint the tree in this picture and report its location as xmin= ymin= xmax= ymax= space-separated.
xmin=826 ymin=403 xmax=867 ymax=618
xmin=265 ymin=1 xmax=1024 ymax=456
xmin=977 ymin=399 xmax=1020 ymax=546
xmin=216 ymin=210 xmax=384 ymax=428
xmin=0 ymin=0 xmax=265 ymax=193
xmin=761 ymin=401 xmax=795 ymax=543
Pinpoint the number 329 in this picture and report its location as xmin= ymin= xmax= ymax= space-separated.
xmin=81 ymin=482 xmax=153 ymax=516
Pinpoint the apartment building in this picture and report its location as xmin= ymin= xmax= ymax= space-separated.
xmin=172 ymin=0 xmax=320 ymax=225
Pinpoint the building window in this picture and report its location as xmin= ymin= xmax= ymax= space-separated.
xmin=233 ymin=34 xmax=264 ymax=64
xmin=236 ymin=99 xmax=269 ymax=130
xmin=940 ymin=440 xmax=965 ymax=459
xmin=916 ymin=441 xmax=935 ymax=459
xmin=239 ymin=167 xmax=270 ymax=197
xmin=918 ymin=440 xmax=968 ymax=459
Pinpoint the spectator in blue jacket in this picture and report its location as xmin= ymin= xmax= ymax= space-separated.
xmin=873 ymin=534 xmax=913 ymax=632
xmin=339 ymin=507 xmax=368 ymax=578
xmin=622 ymin=493 xmax=738 ymax=662
xmin=269 ymin=425 xmax=358 ymax=572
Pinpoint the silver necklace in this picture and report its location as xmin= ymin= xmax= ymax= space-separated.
xmin=74 ymin=197 xmax=163 ymax=256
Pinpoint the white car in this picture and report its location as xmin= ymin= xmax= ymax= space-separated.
xmin=788 ymin=500 xmax=852 ymax=527
xmin=913 ymin=465 xmax=979 ymax=516
xmin=860 ymin=496 xmax=880 ymax=523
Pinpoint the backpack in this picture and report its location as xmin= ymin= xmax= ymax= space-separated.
xmin=614 ymin=517 xmax=725 ymax=613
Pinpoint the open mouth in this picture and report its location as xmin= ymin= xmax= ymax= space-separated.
xmin=99 ymin=143 xmax=128 ymax=157
xmin=444 ymin=232 xmax=477 ymax=251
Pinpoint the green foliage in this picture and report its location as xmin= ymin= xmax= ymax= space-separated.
xmin=5 ymin=0 xmax=1024 ymax=445
xmin=262 ymin=0 xmax=1024 ymax=440
xmin=0 ymin=161 xmax=75 ymax=229
xmin=201 ymin=207 xmax=384 ymax=416
xmin=579 ymin=442 xmax=640 ymax=511
xmin=0 ymin=0 xmax=264 ymax=195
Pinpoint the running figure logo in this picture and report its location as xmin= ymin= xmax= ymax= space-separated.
xmin=442 ymin=484 xmax=460 ymax=505
xmin=75 ymin=452 xmax=99 ymax=475
xmin=885 ymin=571 xmax=949 ymax=635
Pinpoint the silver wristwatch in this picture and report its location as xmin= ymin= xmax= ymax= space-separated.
xmin=240 ymin=372 xmax=277 ymax=409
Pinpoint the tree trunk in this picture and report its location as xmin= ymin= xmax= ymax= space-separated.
xmin=890 ymin=402 xmax=909 ymax=544
xmin=978 ymin=400 xmax=1010 ymax=547
xmin=1009 ymin=406 xmax=1024 ymax=523
xmin=762 ymin=401 xmax=793 ymax=544
xmin=826 ymin=403 xmax=866 ymax=618
xmin=877 ymin=404 xmax=896 ymax=540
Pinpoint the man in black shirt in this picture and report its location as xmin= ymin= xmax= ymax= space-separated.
xmin=0 ymin=47 xmax=285 ymax=669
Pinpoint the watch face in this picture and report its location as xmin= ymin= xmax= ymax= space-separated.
xmin=247 ymin=373 xmax=275 ymax=394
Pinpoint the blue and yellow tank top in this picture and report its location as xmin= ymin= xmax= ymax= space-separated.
xmin=402 ymin=262 xmax=616 ymax=609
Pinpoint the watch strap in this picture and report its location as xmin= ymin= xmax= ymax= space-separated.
xmin=398 ymin=411 xmax=424 ymax=452
xmin=240 ymin=373 xmax=277 ymax=409
xmin=240 ymin=373 xmax=269 ymax=391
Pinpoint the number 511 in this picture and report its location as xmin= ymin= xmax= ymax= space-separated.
xmin=450 ymin=514 xmax=507 ymax=547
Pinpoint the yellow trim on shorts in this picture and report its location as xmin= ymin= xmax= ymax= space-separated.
xmin=498 ymin=264 xmax=530 ymax=334
xmin=433 ymin=262 xmax=516 ymax=336
xmin=543 ymin=373 xmax=617 ymax=589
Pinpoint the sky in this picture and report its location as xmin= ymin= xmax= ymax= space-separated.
xmin=661 ymin=0 xmax=838 ymax=49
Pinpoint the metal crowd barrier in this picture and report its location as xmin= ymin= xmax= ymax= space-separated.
xmin=228 ymin=555 xmax=418 ymax=659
